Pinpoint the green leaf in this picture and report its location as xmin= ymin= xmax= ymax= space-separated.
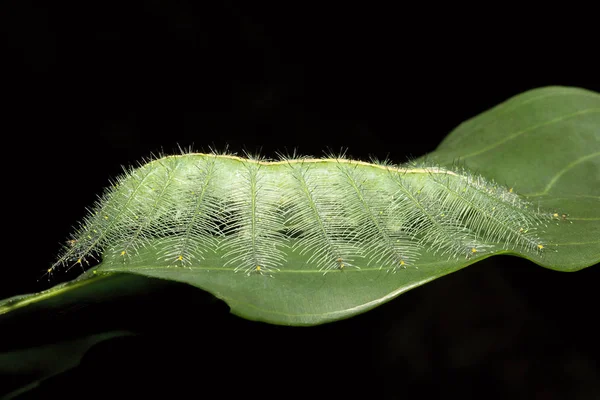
xmin=425 ymin=86 xmax=600 ymax=271
xmin=0 ymin=330 xmax=132 ymax=398
xmin=1 ymin=86 xmax=598 ymax=327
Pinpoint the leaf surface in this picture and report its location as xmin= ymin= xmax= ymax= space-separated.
xmin=1 ymin=86 xmax=598 ymax=326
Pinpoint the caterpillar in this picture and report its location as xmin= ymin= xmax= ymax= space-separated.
xmin=49 ymin=151 xmax=552 ymax=277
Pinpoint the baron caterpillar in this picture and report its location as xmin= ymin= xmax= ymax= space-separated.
xmin=49 ymin=150 xmax=552 ymax=278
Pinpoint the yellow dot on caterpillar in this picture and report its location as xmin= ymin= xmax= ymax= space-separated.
xmin=177 ymin=255 xmax=183 ymax=261
xmin=120 ymin=251 xmax=126 ymax=256
xmin=400 ymin=260 xmax=405 ymax=266
xmin=509 ymin=188 xmax=513 ymax=193
xmin=256 ymin=265 xmax=261 ymax=271
xmin=76 ymin=258 xmax=82 ymax=264
xmin=471 ymin=248 xmax=477 ymax=253
xmin=93 ymin=270 xmax=97 ymax=274
xmin=104 ymin=216 xmax=109 ymax=220
xmin=537 ymin=244 xmax=544 ymax=250
xmin=47 ymin=268 xmax=52 ymax=273
xmin=553 ymin=213 xmax=559 ymax=218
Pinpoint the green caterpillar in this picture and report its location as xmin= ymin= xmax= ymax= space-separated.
xmin=50 ymin=151 xmax=551 ymax=277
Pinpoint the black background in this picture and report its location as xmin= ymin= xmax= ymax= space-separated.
xmin=2 ymin=1 xmax=599 ymax=398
